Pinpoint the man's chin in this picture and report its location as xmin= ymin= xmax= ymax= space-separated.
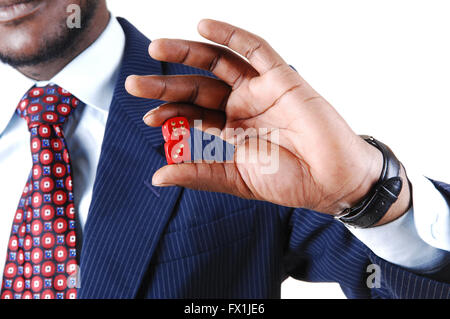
xmin=0 ymin=0 xmax=99 ymax=69
xmin=0 ymin=12 xmax=57 ymax=66
xmin=0 ymin=28 xmax=77 ymax=68
xmin=0 ymin=34 xmax=77 ymax=68
xmin=0 ymin=52 xmax=46 ymax=68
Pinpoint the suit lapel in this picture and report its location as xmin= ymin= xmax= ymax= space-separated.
xmin=78 ymin=18 xmax=183 ymax=299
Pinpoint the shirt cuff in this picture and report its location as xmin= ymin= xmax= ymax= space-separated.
xmin=346 ymin=170 xmax=450 ymax=273
xmin=408 ymin=171 xmax=450 ymax=251
xmin=347 ymin=207 xmax=449 ymax=273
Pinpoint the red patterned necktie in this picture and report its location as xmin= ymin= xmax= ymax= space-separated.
xmin=1 ymin=84 xmax=81 ymax=299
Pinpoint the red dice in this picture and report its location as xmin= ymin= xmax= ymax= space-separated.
xmin=162 ymin=117 xmax=191 ymax=164
xmin=164 ymin=139 xmax=191 ymax=165
xmin=162 ymin=117 xmax=190 ymax=142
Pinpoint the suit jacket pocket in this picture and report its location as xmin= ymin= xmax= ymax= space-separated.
xmin=151 ymin=206 xmax=256 ymax=264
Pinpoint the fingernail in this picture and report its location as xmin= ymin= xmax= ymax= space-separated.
xmin=152 ymin=178 xmax=173 ymax=187
xmin=152 ymin=174 xmax=175 ymax=187
xmin=152 ymin=183 xmax=174 ymax=187
xmin=142 ymin=106 xmax=159 ymax=123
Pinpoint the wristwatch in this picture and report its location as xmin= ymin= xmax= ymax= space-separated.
xmin=335 ymin=136 xmax=404 ymax=228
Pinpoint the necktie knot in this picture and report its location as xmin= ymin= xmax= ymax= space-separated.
xmin=16 ymin=84 xmax=81 ymax=129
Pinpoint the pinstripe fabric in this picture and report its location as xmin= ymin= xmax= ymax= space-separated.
xmin=77 ymin=18 xmax=449 ymax=299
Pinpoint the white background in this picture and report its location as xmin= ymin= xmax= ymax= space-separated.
xmin=107 ymin=0 xmax=450 ymax=299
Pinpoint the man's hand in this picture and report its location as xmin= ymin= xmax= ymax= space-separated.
xmin=125 ymin=19 xmax=409 ymax=220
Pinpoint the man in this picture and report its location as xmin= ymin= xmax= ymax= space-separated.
xmin=0 ymin=0 xmax=448 ymax=299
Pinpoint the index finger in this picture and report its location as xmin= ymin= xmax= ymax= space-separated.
xmin=149 ymin=39 xmax=259 ymax=89
xmin=197 ymin=19 xmax=287 ymax=75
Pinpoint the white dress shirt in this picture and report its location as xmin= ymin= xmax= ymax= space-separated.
xmin=0 ymin=16 xmax=125 ymax=280
xmin=0 ymin=16 xmax=448 ymax=282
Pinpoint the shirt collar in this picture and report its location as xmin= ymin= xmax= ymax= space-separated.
xmin=0 ymin=15 xmax=126 ymax=135
xmin=0 ymin=64 xmax=34 ymax=135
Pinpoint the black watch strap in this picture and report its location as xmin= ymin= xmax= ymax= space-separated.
xmin=335 ymin=136 xmax=403 ymax=228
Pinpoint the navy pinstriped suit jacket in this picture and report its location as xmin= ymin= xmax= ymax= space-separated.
xmin=77 ymin=18 xmax=450 ymax=299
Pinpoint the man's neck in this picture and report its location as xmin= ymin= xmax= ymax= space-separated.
xmin=17 ymin=4 xmax=110 ymax=81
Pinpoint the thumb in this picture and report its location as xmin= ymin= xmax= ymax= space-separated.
xmin=152 ymin=162 xmax=254 ymax=199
